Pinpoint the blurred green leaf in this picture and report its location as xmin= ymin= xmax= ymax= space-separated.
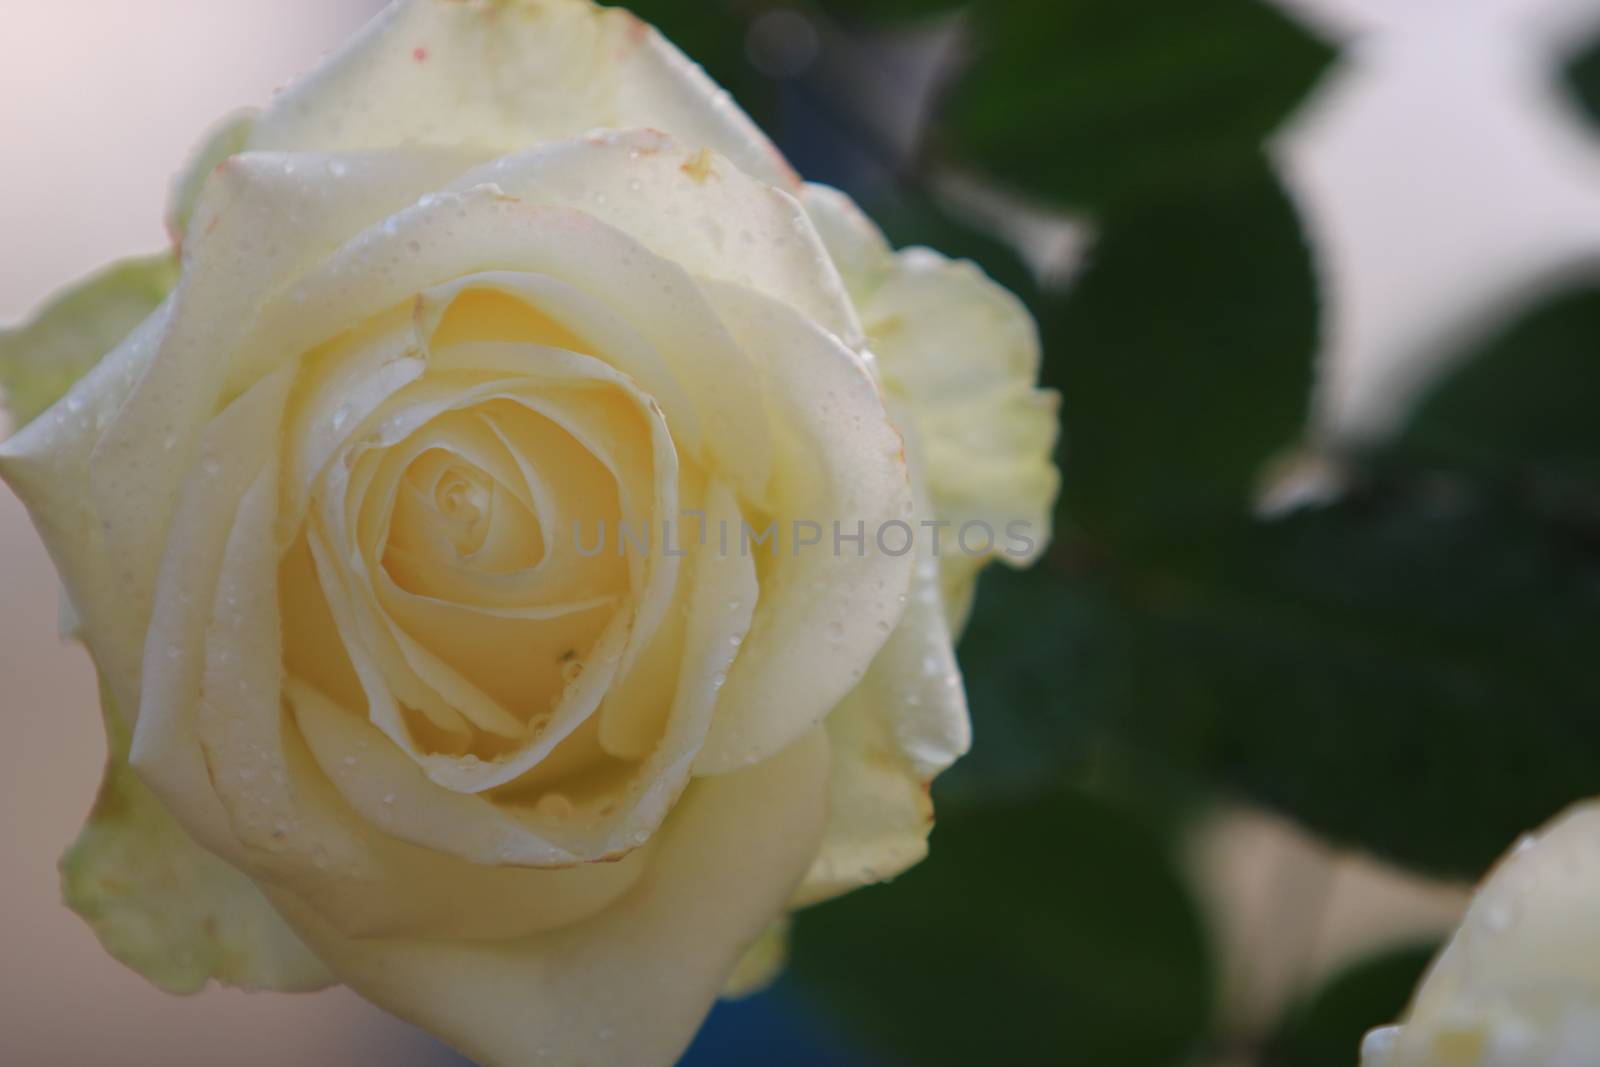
xmin=1264 ymin=943 xmax=1438 ymax=1067
xmin=1390 ymin=288 xmax=1600 ymax=491
xmin=1047 ymin=160 xmax=1321 ymax=556
xmin=959 ymin=284 xmax=1600 ymax=879
xmin=1562 ymin=34 xmax=1600 ymax=136
xmin=940 ymin=0 xmax=1335 ymax=216
xmin=805 ymin=0 xmax=965 ymax=25
xmin=790 ymin=787 xmax=1211 ymax=1067
xmin=1125 ymin=478 xmax=1600 ymax=877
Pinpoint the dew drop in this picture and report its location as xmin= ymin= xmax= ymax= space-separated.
xmin=1483 ymin=900 xmax=1517 ymax=934
xmin=537 ymin=792 xmax=575 ymax=822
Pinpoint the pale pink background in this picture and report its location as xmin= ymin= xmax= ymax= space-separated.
xmin=0 ymin=3 xmax=456 ymax=1063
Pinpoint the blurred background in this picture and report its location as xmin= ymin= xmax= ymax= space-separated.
xmin=5 ymin=0 xmax=1600 ymax=1063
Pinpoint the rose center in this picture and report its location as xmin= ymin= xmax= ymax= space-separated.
xmin=432 ymin=464 xmax=493 ymax=555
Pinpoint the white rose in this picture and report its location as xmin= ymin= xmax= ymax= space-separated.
xmin=1362 ymin=802 xmax=1600 ymax=1067
xmin=0 ymin=2 xmax=1059 ymax=1064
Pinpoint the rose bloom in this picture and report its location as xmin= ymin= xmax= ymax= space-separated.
xmin=0 ymin=1 xmax=1058 ymax=1064
xmin=1362 ymin=803 xmax=1600 ymax=1067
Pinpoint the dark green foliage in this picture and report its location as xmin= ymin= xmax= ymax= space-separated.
xmin=788 ymin=788 xmax=1213 ymax=1067
xmin=941 ymin=0 xmax=1336 ymax=215
xmin=1045 ymin=161 xmax=1321 ymax=555
xmin=1265 ymin=943 xmax=1439 ymax=1067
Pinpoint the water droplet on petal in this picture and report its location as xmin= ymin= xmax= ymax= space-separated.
xmin=537 ymin=792 xmax=575 ymax=822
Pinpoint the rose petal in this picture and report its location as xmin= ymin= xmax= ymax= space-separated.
xmin=694 ymin=280 xmax=915 ymax=774
xmin=804 ymin=183 xmax=1061 ymax=628
xmin=87 ymin=150 xmax=482 ymax=735
xmin=451 ymin=131 xmax=861 ymax=350
xmin=268 ymin=727 xmax=831 ymax=1067
xmin=131 ymin=366 xmax=300 ymax=867
xmin=1363 ymin=803 xmax=1600 ymax=1067
xmin=0 ymin=296 xmax=173 ymax=733
xmin=793 ymin=420 xmax=969 ymax=906
xmin=245 ymin=185 xmax=772 ymax=502
xmin=247 ymin=0 xmax=797 ymax=190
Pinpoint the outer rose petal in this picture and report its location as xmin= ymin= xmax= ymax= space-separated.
xmin=794 ymin=410 xmax=970 ymax=908
xmin=721 ymin=919 xmax=790 ymax=999
xmin=803 ymin=184 xmax=1062 ymax=627
xmin=1363 ymin=803 xmax=1600 ymax=1067
xmin=694 ymin=280 xmax=915 ymax=774
xmin=451 ymin=131 xmax=861 ymax=352
xmin=63 ymin=676 xmax=332 ymax=994
xmin=248 ymin=0 xmax=797 ymax=190
xmin=0 ymin=302 xmax=175 ymax=735
xmin=87 ymin=149 xmax=478 ymax=731
xmin=270 ymin=729 xmax=831 ymax=1067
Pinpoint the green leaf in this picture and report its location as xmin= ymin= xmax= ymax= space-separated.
xmin=1125 ymin=483 xmax=1600 ymax=877
xmin=1389 ymin=287 xmax=1600 ymax=491
xmin=1265 ymin=943 xmax=1438 ymax=1067
xmin=805 ymin=0 xmax=966 ymax=26
xmin=959 ymin=280 xmax=1600 ymax=878
xmin=790 ymin=787 xmax=1211 ymax=1067
xmin=1562 ymin=34 xmax=1600 ymax=137
xmin=940 ymin=0 xmax=1336 ymax=216
xmin=0 ymin=255 xmax=177 ymax=429
xmin=1047 ymin=160 xmax=1321 ymax=555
